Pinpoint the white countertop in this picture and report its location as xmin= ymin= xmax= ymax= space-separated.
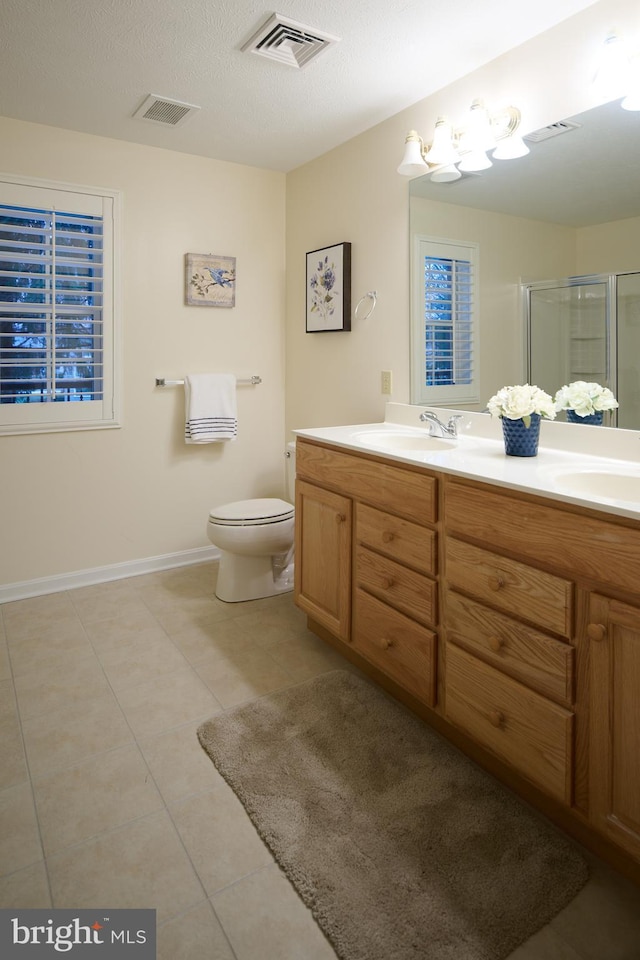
xmin=293 ymin=403 xmax=640 ymax=522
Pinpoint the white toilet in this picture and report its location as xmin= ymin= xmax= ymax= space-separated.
xmin=206 ymin=442 xmax=296 ymax=602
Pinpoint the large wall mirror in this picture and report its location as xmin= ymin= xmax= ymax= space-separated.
xmin=409 ymin=99 xmax=640 ymax=427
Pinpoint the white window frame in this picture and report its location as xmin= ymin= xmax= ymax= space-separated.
xmin=411 ymin=235 xmax=479 ymax=406
xmin=0 ymin=173 xmax=121 ymax=435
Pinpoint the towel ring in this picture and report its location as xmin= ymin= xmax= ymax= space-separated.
xmin=354 ymin=290 xmax=377 ymax=322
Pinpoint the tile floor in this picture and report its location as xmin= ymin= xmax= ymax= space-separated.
xmin=1 ymin=561 xmax=639 ymax=960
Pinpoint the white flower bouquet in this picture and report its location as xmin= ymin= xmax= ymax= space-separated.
xmin=554 ymin=381 xmax=618 ymax=416
xmin=487 ymin=383 xmax=557 ymax=427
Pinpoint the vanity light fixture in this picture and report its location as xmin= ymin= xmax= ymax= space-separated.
xmin=397 ymin=100 xmax=528 ymax=180
xmin=593 ymin=34 xmax=640 ymax=111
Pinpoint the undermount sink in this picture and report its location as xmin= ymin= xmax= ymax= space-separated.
xmin=351 ymin=429 xmax=456 ymax=452
xmin=552 ymin=469 xmax=640 ymax=505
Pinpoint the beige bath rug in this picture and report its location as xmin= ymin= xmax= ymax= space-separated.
xmin=198 ymin=669 xmax=588 ymax=960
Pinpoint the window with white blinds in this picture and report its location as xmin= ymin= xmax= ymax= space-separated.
xmin=411 ymin=236 xmax=479 ymax=406
xmin=0 ymin=175 xmax=120 ymax=434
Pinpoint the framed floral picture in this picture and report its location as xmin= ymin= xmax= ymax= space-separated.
xmin=305 ymin=242 xmax=351 ymax=332
xmin=185 ymin=253 xmax=236 ymax=307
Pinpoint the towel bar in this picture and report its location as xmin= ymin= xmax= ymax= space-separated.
xmin=155 ymin=376 xmax=262 ymax=387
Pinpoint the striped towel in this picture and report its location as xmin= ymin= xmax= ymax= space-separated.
xmin=184 ymin=374 xmax=237 ymax=443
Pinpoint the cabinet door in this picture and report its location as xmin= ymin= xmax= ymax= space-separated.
xmin=588 ymin=593 xmax=640 ymax=859
xmin=294 ymin=479 xmax=352 ymax=642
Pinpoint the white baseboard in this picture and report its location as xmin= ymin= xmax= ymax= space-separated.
xmin=0 ymin=545 xmax=221 ymax=604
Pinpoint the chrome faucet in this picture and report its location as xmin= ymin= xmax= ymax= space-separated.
xmin=419 ymin=410 xmax=463 ymax=438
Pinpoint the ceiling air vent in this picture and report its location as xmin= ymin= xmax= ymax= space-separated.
xmin=524 ymin=119 xmax=582 ymax=143
xmin=132 ymin=95 xmax=200 ymax=127
xmin=242 ymin=13 xmax=340 ymax=69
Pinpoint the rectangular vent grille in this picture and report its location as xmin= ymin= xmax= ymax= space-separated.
xmin=524 ymin=119 xmax=582 ymax=143
xmin=133 ymin=95 xmax=200 ymax=127
xmin=242 ymin=14 xmax=340 ymax=69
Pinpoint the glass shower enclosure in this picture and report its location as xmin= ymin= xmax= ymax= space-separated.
xmin=523 ymin=272 xmax=640 ymax=429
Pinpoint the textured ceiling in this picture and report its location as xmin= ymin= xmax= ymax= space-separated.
xmin=0 ymin=0 xmax=597 ymax=172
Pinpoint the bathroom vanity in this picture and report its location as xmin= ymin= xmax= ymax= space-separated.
xmin=293 ymin=408 xmax=640 ymax=880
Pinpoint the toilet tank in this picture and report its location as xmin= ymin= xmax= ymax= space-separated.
xmin=286 ymin=441 xmax=296 ymax=503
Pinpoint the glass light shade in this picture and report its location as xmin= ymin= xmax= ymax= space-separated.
xmin=464 ymin=99 xmax=496 ymax=151
xmin=621 ymin=90 xmax=640 ymax=110
xmin=593 ymin=34 xmax=630 ymax=101
xmin=457 ymin=150 xmax=492 ymax=172
xmin=397 ymin=131 xmax=428 ymax=177
xmin=492 ymin=134 xmax=530 ymax=160
xmin=621 ymin=59 xmax=640 ymax=110
xmin=424 ymin=118 xmax=459 ymax=166
xmin=430 ymin=164 xmax=462 ymax=183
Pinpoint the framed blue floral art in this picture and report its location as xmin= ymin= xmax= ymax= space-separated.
xmin=305 ymin=242 xmax=351 ymax=332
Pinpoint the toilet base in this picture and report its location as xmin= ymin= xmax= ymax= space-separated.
xmin=215 ymin=550 xmax=294 ymax=603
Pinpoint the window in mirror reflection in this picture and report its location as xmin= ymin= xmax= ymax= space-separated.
xmin=411 ymin=237 xmax=479 ymax=406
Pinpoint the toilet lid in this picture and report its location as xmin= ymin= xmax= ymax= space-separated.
xmin=209 ymin=498 xmax=294 ymax=526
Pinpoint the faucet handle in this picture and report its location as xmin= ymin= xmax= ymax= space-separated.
xmin=446 ymin=414 xmax=464 ymax=436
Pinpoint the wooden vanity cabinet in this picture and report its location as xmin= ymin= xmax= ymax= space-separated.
xmin=294 ymin=438 xmax=439 ymax=704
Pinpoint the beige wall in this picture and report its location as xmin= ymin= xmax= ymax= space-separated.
xmin=577 ymin=216 xmax=640 ymax=275
xmin=285 ymin=0 xmax=639 ymax=435
xmin=0 ymin=117 xmax=286 ymax=588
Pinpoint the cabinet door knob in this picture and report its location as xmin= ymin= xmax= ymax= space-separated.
xmin=488 ymin=635 xmax=504 ymax=653
xmin=381 ymin=577 xmax=394 ymax=590
xmin=381 ymin=531 xmax=394 ymax=543
xmin=489 ymin=709 xmax=505 ymax=728
xmin=335 ymin=513 xmax=346 ymax=524
xmin=488 ymin=575 xmax=505 ymax=592
xmin=587 ymin=622 xmax=606 ymax=642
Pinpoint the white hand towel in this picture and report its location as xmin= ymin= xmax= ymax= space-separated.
xmin=184 ymin=374 xmax=237 ymax=443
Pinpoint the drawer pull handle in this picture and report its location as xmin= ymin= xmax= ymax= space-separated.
xmin=381 ymin=577 xmax=394 ymax=590
xmin=489 ymin=709 xmax=505 ymax=728
xmin=375 ymin=636 xmax=395 ymax=650
xmin=381 ymin=531 xmax=395 ymax=543
xmin=488 ymin=635 xmax=504 ymax=653
xmin=335 ymin=513 xmax=346 ymax=524
xmin=587 ymin=622 xmax=606 ymax=642
xmin=488 ymin=575 xmax=505 ymax=592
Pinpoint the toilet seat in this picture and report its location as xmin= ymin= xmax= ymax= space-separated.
xmin=209 ymin=498 xmax=294 ymax=527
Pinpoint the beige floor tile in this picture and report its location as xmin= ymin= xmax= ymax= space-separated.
xmin=0 ymin=641 xmax=10 ymax=681
xmin=0 ymin=861 xmax=51 ymax=908
xmin=22 ymin=692 xmax=133 ymax=778
xmin=168 ymin=616 xmax=254 ymax=666
xmin=0 ymin=782 xmax=42 ymax=875
xmin=0 ymin=677 xmax=17 ymax=721
xmin=157 ymin=900 xmax=235 ymax=960
xmin=194 ymin=646 xmax=294 ymax=708
xmin=549 ymin=859 xmax=640 ymax=960
xmin=233 ymin=599 xmax=308 ymax=646
xmin=47 ymin=810 xmax=205 ymax=924
xmin=13 ymin=651 xmax=112 ymax=720
xmin=142 ymin=596 xmax=238 ymax=633
xmin=83 ymin=609 xmax=168 ymax=650
xmin=266 ymin=633 xmax=348 ymax=682
xmin=70 ymin=580 xmax=152 ymax=625
xmin=8 ymin=624 xmax=94 ymax=678
xmin=92 ymin=631 xmax=190 ymax=692
xmin=33 ymin=744 xmax=164 ymax=856
xmin=212 ymin=864 xmax=337 ymax=960
xmin=2 ymin=593 xmax=81 ymax=644
xmin=506 ymin=924 xmax=584 ymax=959
xmin=170 ymin=787 xmax=273 ymax=895
xmin=0 ymin=713 xmax=28 ymax=789
xmin=114 ymin=666 xmax=222 ymax=739
xmin=138 ymin=721 xmax=225 ymax=804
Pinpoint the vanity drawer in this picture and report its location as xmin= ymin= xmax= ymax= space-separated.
xmin=445 ymin=537 xmax=573 ymax=638
xmin=446 ymin=591 xmax=574 ymax=706
xmin=296 ymin=439 xmax=437 ymax=523
xmin=445 ymin=643 xmax=573 ymax=804
xmin=356 ymin=502 xmax=436 ymax=575
xmin=353 ymin=589 xmax=436 ymax=707
xmin=355 ymin=545 xmax=437 ymax=627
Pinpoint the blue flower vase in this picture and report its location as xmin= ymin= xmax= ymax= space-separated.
xmin=501 ymin=414 xmax=541 ymax=457
xmin=566 ymin=409 xmax=603 ymax=425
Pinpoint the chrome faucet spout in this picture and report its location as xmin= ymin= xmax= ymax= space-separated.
xmin=419 ymin=411 xmax=463 ymax=438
